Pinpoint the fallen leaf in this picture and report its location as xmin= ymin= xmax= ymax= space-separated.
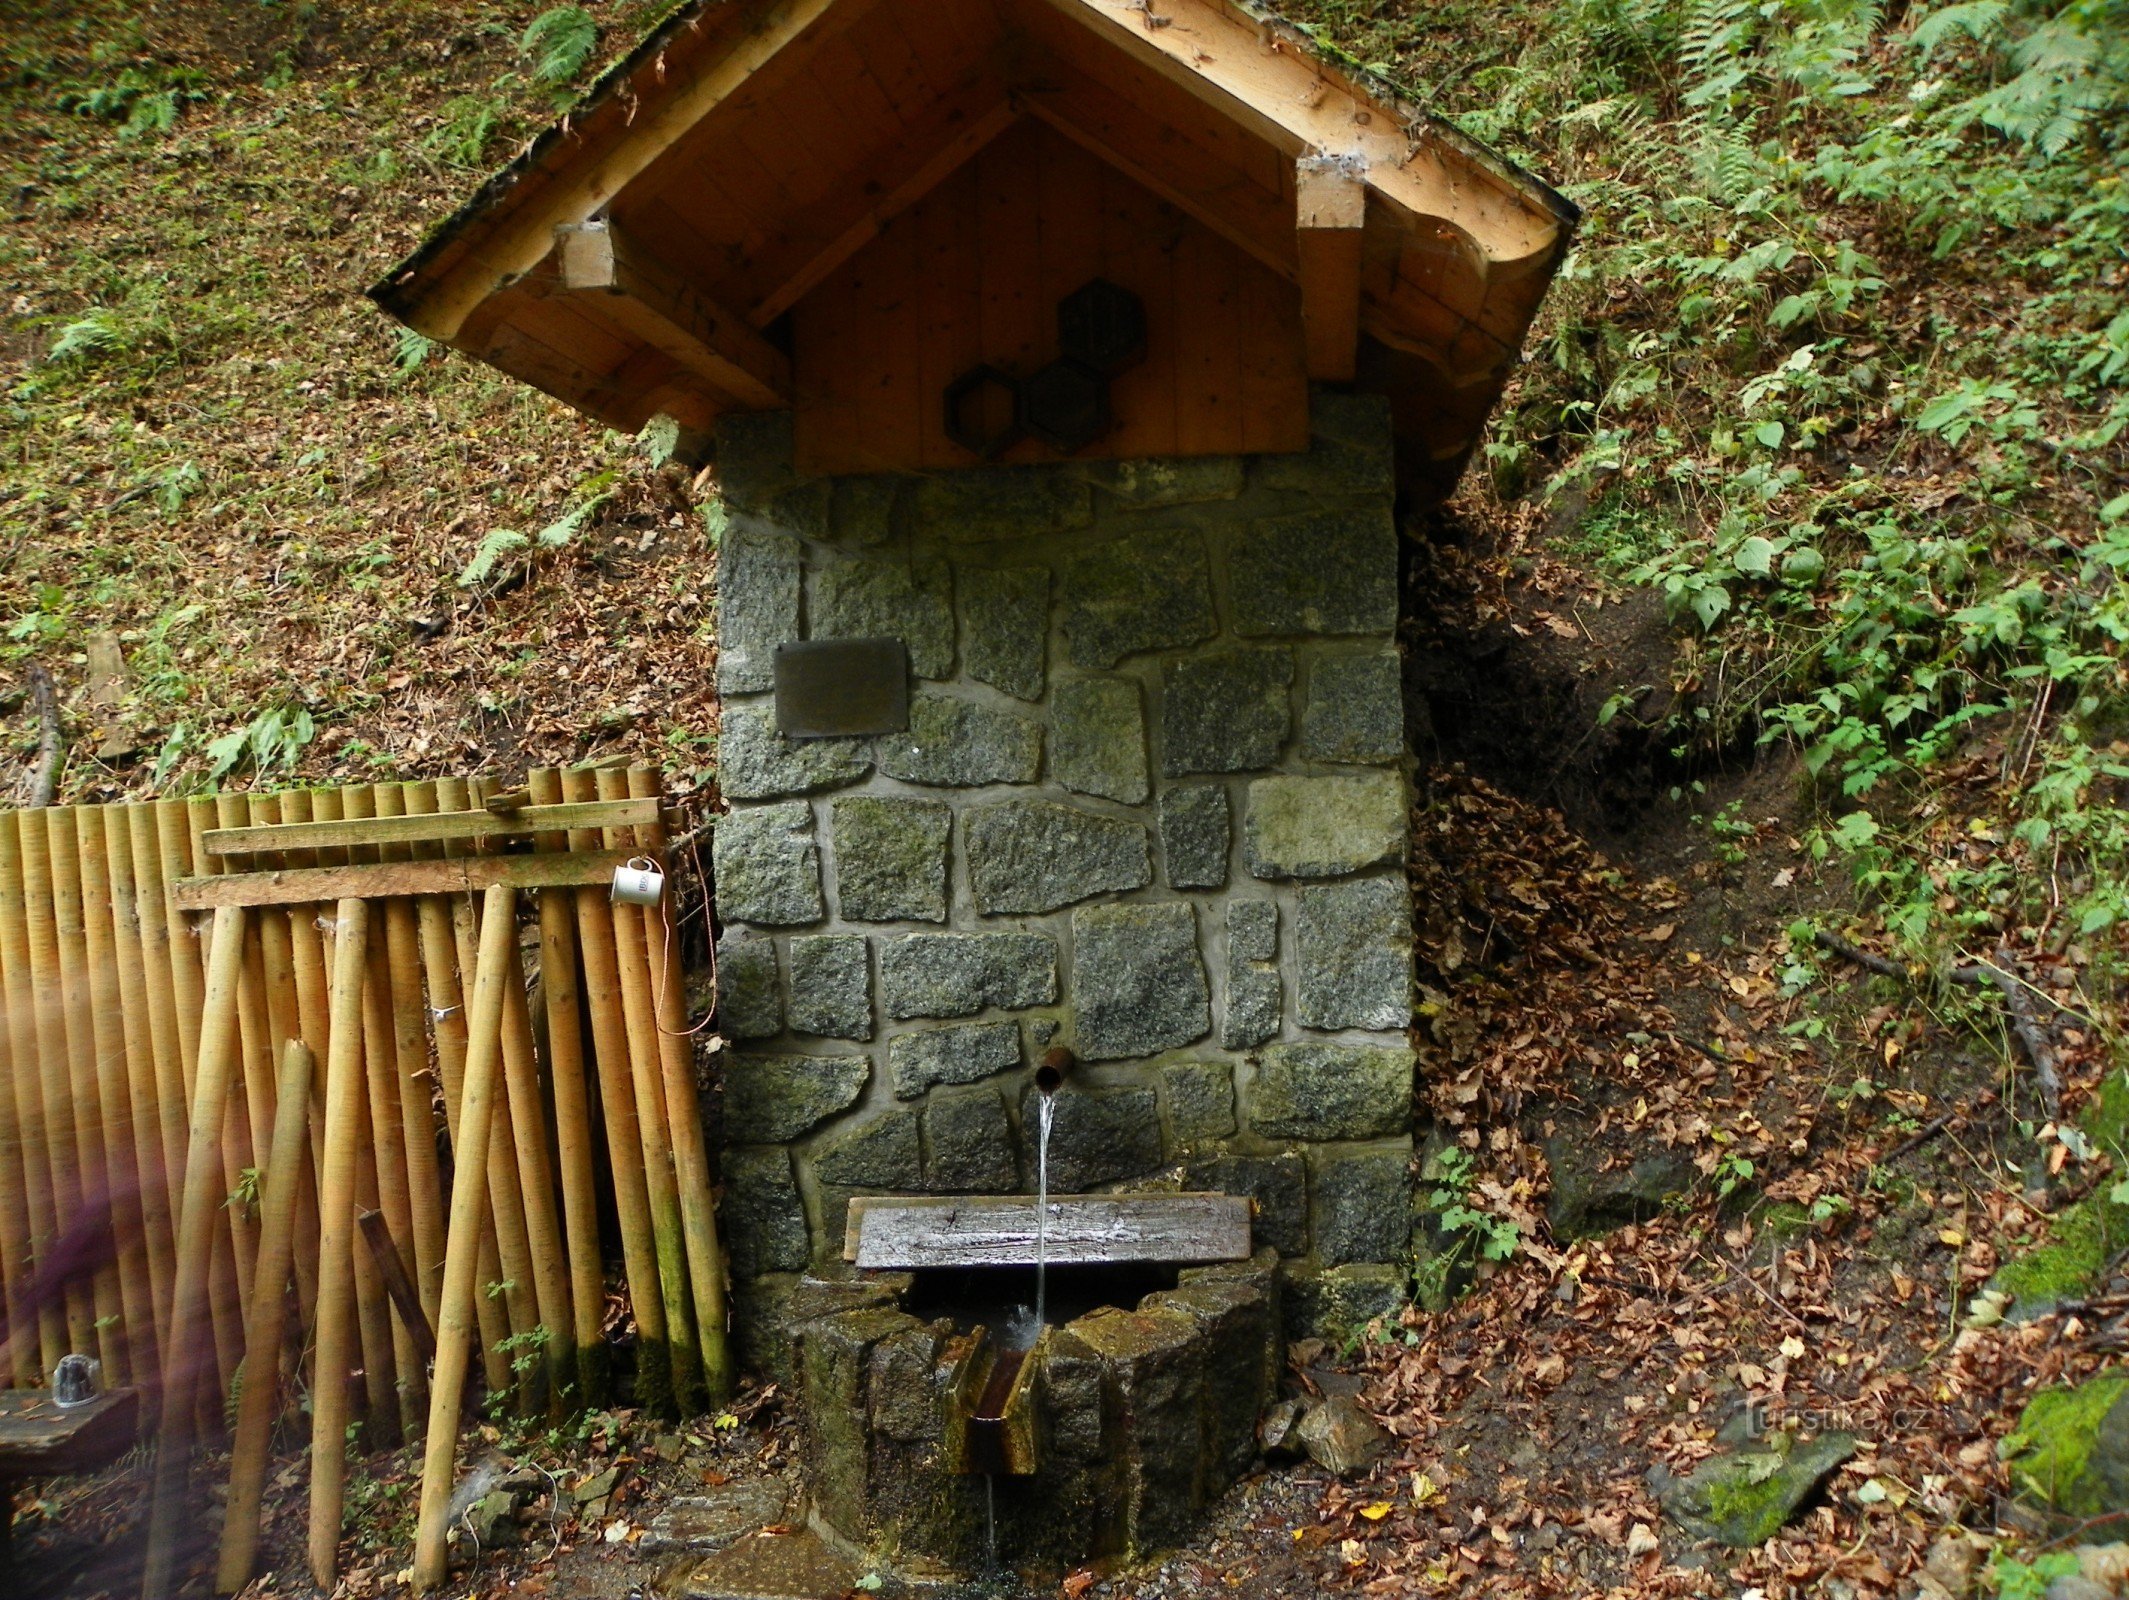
xmin=1625 ymin=1523 xmax=1660 ymax=1558
xmin=1360 ymin=1503 xmax=1392 ymax=1521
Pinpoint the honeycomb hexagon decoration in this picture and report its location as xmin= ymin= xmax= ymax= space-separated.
xmin=942 ymin=364 xmax=1024 ymax=460
xmin=1020 ymin=358 xmax=1111 ymax=454
xmin=1057 ymin=279 xmax=1148 ymax=376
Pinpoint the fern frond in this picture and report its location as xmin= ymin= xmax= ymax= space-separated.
xmin=522 ymin=7 xmax=598 ymax=88
xmin=1909 ymin=0 xmax=2009 ymax=58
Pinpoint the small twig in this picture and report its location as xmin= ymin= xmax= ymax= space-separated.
xmin=1953 ymin=949 xmax=2064 ymax=1124
xmin=25 ymin=661 xmax=64 ymax=807
xmin=1880 ymin=1109 xmax=1963 ymax=1166
xmin=1813 ymin=929 xmax=1904 ymax=980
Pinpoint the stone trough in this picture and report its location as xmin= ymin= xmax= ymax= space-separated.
xmin=783 ymin=1194 xmax=1281 ymax=1578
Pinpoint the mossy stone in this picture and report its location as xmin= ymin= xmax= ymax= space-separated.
xmin=830 ymin=795 xmax=950 ymax=922
xmin=1992 ymin=1194 xmax=2128 ymax=1320
xmin=2006 ymin=1371 xmax=2129 ymax=1516
xmin=726 ymin=1051 xmax=868 ymax=1142
xmin=875 ymin=691 xmax=1042 ymax=786
xmin=1658 ymin=1433 xmax=1859 ymax=1547
xmin=1050 ymin=675 xmax=1149 ymax=804
xmin=1245 ymin=773 xmax=1406 ymax=879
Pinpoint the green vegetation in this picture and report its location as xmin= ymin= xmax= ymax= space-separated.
xmin=1290 ymin=0 xmax=2129 ymax=989
xmin=2003 ymin=1368 xmax=2129 ymax=1512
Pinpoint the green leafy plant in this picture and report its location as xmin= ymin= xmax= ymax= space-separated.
xmin=204 ymin=704 xmax=317 ymax=785
xmin=521 ymin=7 xmax=599 ymax=87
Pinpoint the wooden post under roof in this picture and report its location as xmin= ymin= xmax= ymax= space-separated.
xmin=1296 ymin=156 xmax=1366 ymax=383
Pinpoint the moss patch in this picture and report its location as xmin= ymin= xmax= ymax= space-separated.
xmin=2005 ymin=1371 xmax=2129 ymax=1515
xmin=1993 ymin=1195 xmax=2122 ymax=1317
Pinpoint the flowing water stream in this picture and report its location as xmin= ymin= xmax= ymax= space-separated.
xmin=1034 ymin=1091 xmax=1056 ymax=1327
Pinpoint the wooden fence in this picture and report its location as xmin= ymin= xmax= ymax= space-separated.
xmin=0 ymin=763 xmax=728 ymax=1590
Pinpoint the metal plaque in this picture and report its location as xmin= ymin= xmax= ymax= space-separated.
xmin=773 ymin=638 xmax=909 ymax=738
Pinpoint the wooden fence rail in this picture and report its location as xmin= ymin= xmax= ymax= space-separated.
xmin=0 ymin=764 xmax=729 ymax=1593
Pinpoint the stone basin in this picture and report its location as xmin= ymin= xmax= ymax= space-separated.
xmin=788 ymin=1247 xmax=1281 ymax=1578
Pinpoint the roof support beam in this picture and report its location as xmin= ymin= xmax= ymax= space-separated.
xmin=557 ymin=221 xmax=790 ymax=409
xmin=1295 ymin=158 xmax=1365 ymax=382
xmin=1028 ymin=0 xmax=1560 ymax=268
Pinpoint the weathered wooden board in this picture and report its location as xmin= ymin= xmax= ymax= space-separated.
xmin=0 ymin=1387 xmax=140 ymax=1478
xmin=849 ymin=1193 xmax=1251 ymax=1269
xmin=169 ymin=850 xmax=640 ymax=910
xmin=201 ymin=800 xmax=659 ymax=857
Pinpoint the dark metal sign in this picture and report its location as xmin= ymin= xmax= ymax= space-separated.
xmin=773 ymin=638 xmax=910 ymax=738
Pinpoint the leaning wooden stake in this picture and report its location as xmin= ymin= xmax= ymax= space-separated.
xmin=140 ymin=904 xmax=247 ymax=1600
xmin=214 ymin=1039 xmax=315 ymax=1594
xmin=411 ymin=885 xmax=518 ymax=1592
xmin=628 ymin=765 xmax=733 ymax=1399
xmin=404 ymin=781 xmax=512 ymax=1396
xmin=560 ymin=765 xmax=678 ymax=1414
xmin=307 ymin=898 xmax=371 ymax=1589
xmin=0 ymin=811 xmax=66 ymax=1374
xmin=528 ymin=768 xmax=608 ymax=1404
xmin=596 ymin=765 xmax=701 ymax=1413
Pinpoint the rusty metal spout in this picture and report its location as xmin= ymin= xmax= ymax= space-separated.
xmin=1034 ymin=1046 xmax=1074 ymax=1097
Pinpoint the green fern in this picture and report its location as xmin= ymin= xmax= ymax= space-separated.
xmin=47 ymin=307 xmax=125 ymax=363
xmin=458 ymin=528 xmax=529 ymax=588
xmin=522 ymin=6 xmax=599 ymax=87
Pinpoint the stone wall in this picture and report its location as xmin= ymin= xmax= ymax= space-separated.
xmin=711 ymin=393 xmax=1417 ymax=1345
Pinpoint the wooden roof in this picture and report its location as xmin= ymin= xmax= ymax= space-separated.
xmin=369 ymin=0 xmax=1576 ymax=495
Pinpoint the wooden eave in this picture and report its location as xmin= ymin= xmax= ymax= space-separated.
xmin=368 ymin=0 xmax=1577 ymax=480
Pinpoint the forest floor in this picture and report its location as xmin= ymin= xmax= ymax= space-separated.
xmin=5 ymin=1 xmax=2128 ymax=1599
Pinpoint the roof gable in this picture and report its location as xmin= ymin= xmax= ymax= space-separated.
xmin=371 ymin=0 xmax=1576 ymax=493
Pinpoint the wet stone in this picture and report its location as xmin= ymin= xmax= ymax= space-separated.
xmin=720 ymin=1148 xmax=807 ymax=1277
xmin=877 ymin=932 xmax=1057 ymax=1019
xmin=718 ymin=702 xmax=872 ymax=799
xmin=830 ymin=795 xmax=950 ymax=922
xmin=1162 ymin=1060 xmax=1236 ymax=1144
xmin=814 ymin=1107 xmax=921 ymax=1188
xmin=888 ymin=1021 xmax=1022 ymax=1099
xmin=1185 ymin=1152 xmax=1307 ymax=1256
xmin=1159 ymin=783 xmax=1230 ymax=889
xmin=1284 ymin=1263 xmax=1409 ymax=1341
xmin=714 ymin=934 xmax=780 ymax=1040
xmin=1162 ymin=648 xmax=1292 ymax=775
xmin=713 ymin=803 xmax=824 ymax=927
xmin=1312 ymin=1146 xmax=1414 ymax=1267
xmin=1223 ymin=900 xmax=1280 ymax=1049
xmin=1245 ymin=772 xmax=1405 ymax=879
xmin=1248 ymin=1042 xmax=1413 ymax=1140
xmin=1071 ymin=902 xmax=1210 ymax=1061
xmin=726 ymin=1051 xmax=869 ymax=1142
xmin=958 ymin=565 xmax=1049 ymax=701
xmin=966 ymin=799 xmax=1150 ymax=915
xmin=640 ymin=1479 xmax=791 ymax=1554
xmin=813 ymin=555 xmax=955 ymax=678
xmin=712 ymin=410 xmax=800 ymax=512
xmin=715 ymin=524 xmax=800 ymax=694
xmin=1230 ymin=507 xmax=1398 ymax=637
xmin=1297 ymin=876 xmax=1413 ymax=1030
xmin=1037 ymin=1085 xmax=1163 ymax=1191
xmin=1061 ymin=529 xmax=1217 ymax=669
xmin=1297 ymin=1394 xmax=1391 ymax=1477
xmin=875 ymin=690 xmax=1042 ymax=786
xmin=1145 ymin=1279 xmax=1278 ymax=1481
xmin=1252 ymin=391 xmax=1395 ymax=498
xmin=1051 ymin=676 xmax=1149 ymax=804
xmin=1069 ymin=1305 xmax=1204 ymax=1555
xmin=912 ymin=464 xmax=1092 ymax=542
xmin=681 ymin=1529 xmax=859 ymax=1600
xmin=787 ymin=934 xmax=871 ymax=1041
xmin=1087 ymin=454 xmax=1245 ymax=508
xmin=924 ymin=1087 xmax=1019 ymax=1191
xmin=1301 ymin=647 xmax=1405 ymax=764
